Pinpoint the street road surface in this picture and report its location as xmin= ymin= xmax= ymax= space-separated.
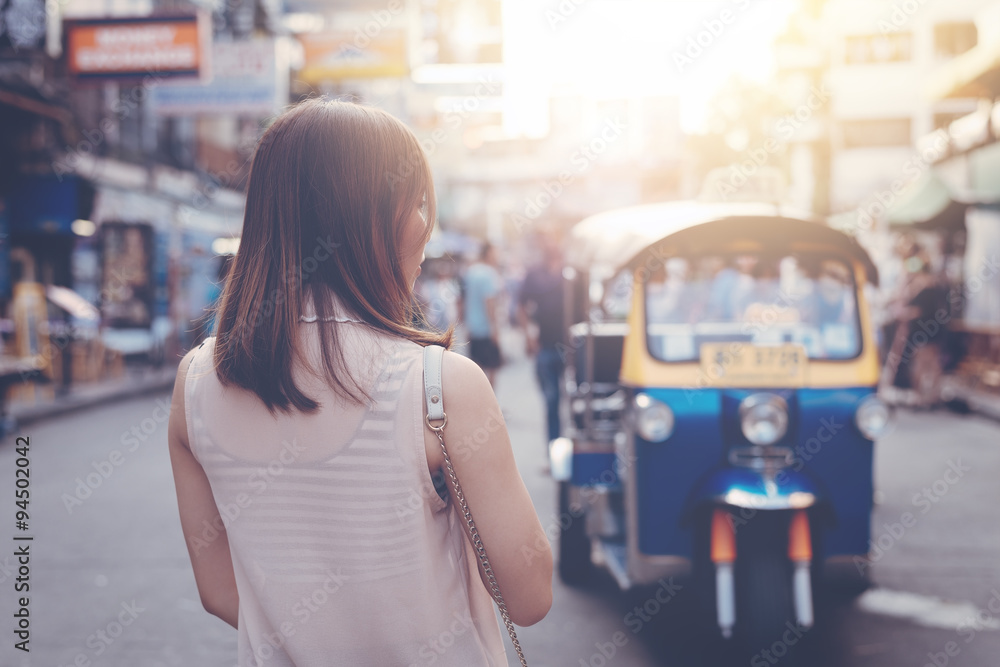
xmin=1 ymin=350 xmax=999 ymax=666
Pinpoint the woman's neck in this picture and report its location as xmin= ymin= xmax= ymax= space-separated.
xmin=301 ymin=287 xmax=363 ymax=323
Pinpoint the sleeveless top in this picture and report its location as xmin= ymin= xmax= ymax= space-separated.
xmin=184 ymin=292 xmax=508 ymax=666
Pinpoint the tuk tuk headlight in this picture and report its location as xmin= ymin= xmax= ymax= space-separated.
xmin=740 ymin=394 xmax=788 ymax=445
xmin=856 ymin=395 xmax=891 ymax=440
xmin=634 ymin=393 xmax=674 ymax=442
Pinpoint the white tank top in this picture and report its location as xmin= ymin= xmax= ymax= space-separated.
xmin=184 ymin=293 xmax=508 ymax=666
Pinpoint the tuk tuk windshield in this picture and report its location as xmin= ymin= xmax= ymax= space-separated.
xmin=645 ymin=254 xmax=861 ymax=362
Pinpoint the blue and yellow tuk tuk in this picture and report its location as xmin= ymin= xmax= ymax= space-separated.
xmin=549 ymin=201 xmax=891 ymax=649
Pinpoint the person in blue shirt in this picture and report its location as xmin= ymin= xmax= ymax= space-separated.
xmin=462 ymin=242 xmax=503 ymax=386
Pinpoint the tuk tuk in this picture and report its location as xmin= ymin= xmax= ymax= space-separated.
xmin=549 ymin=201 xmax=891 ymax=649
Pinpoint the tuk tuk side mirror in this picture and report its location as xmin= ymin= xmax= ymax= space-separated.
xmin=548 ymin=437 xmax=574 ymax=482
xmin=856 ymin=395 xmax=893 ymax=440
xmin=589 ymin=266 xmax=613 ymax=306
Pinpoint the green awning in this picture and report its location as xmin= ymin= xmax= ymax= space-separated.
xmin=970 ymin=141 xmax=1000 ymax=203
xmin=886 ymin=171 xmax=957 ymax=227
xmin=828 ymin=170 xmax=968 ymax=231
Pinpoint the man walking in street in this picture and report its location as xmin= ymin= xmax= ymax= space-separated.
xmin=519 ymin=243 xmax=566 ymax=444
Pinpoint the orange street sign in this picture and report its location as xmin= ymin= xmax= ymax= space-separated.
xmin=66 ymin=15 xmax=207 ymax=82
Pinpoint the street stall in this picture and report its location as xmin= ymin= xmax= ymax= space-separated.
xmin=0 ymin=281 xmax=51 ymax=433
xmin=45 ymin=284 xmax=104 ymax=388
xmin=954 ymin=203 xmax=1000 ymax=394
xmin=97 ymin=221 xmax=168 ymax=368
xmin=922 ymin=21 xmax=1000 ymax=402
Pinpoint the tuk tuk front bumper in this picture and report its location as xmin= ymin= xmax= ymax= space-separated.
xmin=688 ymin=466 xmax=820 ymax=512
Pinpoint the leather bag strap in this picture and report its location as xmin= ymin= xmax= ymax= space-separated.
xmin=422 ymin=344 xmax=528 ymax=666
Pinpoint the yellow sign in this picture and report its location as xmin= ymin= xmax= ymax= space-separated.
xmin=299 ymin=28 xmax=408 ymax=83
xmin=699 ymin=343 xmax=808 ymax=388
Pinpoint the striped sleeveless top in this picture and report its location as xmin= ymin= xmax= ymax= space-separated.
xmin=184 ymin=293 xmax=508 ymax=666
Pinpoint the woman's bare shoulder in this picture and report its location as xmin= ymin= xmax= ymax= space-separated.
xmin=440 ymin=349 xmax=497 ymax=414
xmin=441 ymin=348 xmax=486 ymax=379
xmin=169 ymin=345 xmax=202 ymax=451
xmin=174 ymin=345 xmax=201 ymax=390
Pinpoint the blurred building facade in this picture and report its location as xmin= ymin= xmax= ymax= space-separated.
xmin=286 ymin=0 xmax=685 ymax=260
xmin=822 ymin=0 xmax=988 ymax=214
xmin=920 ymin=1 xmax=1000 ymax=393
xmin=0 ymin=0 xmax=288 ymax=391
xmin=0 ymin=0 xmax=694 ymax=398
xmin=770 ymin=0 xmax=991 ymax=217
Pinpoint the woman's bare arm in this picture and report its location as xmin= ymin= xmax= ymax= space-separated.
xmin=425 ymin=351 xmax=554 ymax=627
xmin=168 ymin=348 xmax=239 ymax=628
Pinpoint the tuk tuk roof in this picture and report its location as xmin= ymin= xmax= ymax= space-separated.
xmin=566 ymin=200 xmax=879 ymax=285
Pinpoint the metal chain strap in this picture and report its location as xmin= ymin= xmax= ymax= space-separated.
xmin=427 ymin=420 xmax=528 ymax=667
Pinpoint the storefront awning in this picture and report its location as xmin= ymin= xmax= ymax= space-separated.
xmin=46 ymin=285 xmax=100 ymax=321
xmin=884 ymin=171 xmax=967 ymax=230
xmin=883 ymin=143 xmax=1000 ymax=229
xmin=890 ymin=198 xmax=968 ymax=231
xmin=926 ymin=38 xmax=1000 ymax=100
xmin=7 ymin=175 xmax=81 ymax=235
xmin=969 ymin=141 xmax=1000 ymax=203
xmin=0 ymin=87 xmax=74 ymax=124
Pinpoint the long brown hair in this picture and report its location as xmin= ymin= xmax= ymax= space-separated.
xmin=213 ymin=98 xmax=450 ymax=413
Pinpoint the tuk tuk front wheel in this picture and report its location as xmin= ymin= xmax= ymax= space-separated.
xmin=735 ymin=521 xmax=807 ymax=664
xmin=557 ymin=482 xmax=593 ymax=585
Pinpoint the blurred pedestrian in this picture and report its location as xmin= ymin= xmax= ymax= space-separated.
xmin=519 ymin=244 xmax=566 ymax=444
xmin=462 ymin=242 xmax=503 ymax=386
xmin=167 ymin=99 xmax=551 ymax=667
xmin=417 ymin=256 xmax=461 ymax=332
xmin=885 ymin=243 xmax=949 ymax=408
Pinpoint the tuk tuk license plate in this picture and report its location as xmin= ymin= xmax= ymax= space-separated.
xmin=699 ymin=343 xmax=808 ymax=388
